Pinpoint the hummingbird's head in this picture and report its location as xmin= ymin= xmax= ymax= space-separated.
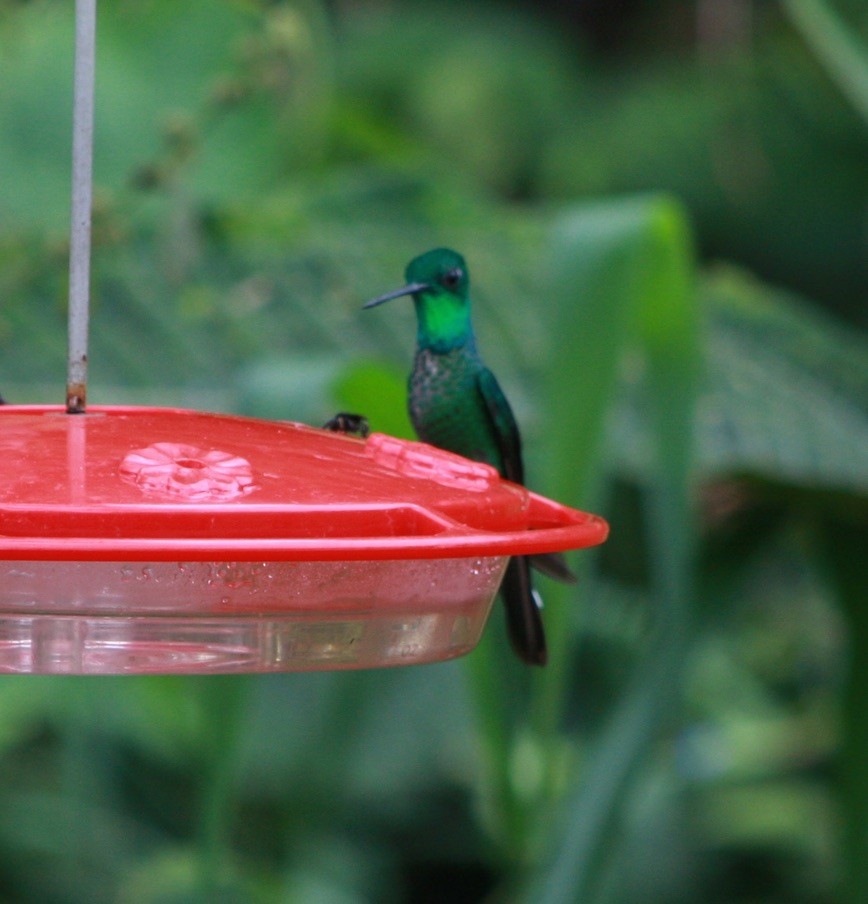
xmin=404 ymin=247 xmax=469 ymax=300
xmin=364 ymin=248 xmax=474 ymax=352
xmin=363 ymin=248 xmax=469 ymax=308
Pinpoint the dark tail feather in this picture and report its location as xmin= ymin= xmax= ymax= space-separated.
xmin=501 ymin=556 xmax=547 ymax=666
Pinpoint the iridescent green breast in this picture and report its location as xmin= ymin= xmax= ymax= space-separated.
xmin=408 ymin=347 xmax=503 ymax=472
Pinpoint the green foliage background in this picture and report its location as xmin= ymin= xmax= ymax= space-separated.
xmin=0 ymin=0 xmax=866 ymax=901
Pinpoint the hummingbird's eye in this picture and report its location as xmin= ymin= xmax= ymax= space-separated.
xmin=440 ymin=268 xmax=463 ymax=290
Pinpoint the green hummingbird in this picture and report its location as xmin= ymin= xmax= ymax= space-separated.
xmin=364 ymin=247 xmax=574 ymax=666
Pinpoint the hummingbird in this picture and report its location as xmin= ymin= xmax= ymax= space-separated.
xmin=364 ymin=247 xmax=574 ymax=665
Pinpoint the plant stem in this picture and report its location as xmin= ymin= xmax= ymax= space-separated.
xmin=195 ymin=675 xmax=251 ymax=902
xmin=822 ymin=520 xmax=868 ymax=903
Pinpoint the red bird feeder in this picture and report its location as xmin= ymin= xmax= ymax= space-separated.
xmin=0 ymin=406 xmax=607 ymax=673
xmin=0 ymin=1 xmax=607 ymax=673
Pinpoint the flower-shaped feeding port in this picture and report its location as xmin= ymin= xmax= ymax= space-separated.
xmin=120 ymin=443 xmax=257 ymax=501
xmin=0 ymin=406 xmax=608 ymax=675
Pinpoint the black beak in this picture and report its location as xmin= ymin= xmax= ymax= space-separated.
xmin=362 ymin=282 xmax=430 ymax=309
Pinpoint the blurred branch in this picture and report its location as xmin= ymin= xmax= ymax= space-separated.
xmin=781 ymin=0 xmax=868 ymax=125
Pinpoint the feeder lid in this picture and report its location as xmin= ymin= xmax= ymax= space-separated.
xmin=0 ymin=406 xmax=607 ymax=561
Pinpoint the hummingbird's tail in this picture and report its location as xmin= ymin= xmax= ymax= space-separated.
xmin=501 ymin=556 xmax=547 ymax=666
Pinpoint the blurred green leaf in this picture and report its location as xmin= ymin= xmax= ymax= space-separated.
xmin=236 ymin=353 xmax=346 ymax=422
xmin=335 ymin=3 xmax=582 ymax=196
xmin=116 ymin=847 xmax=257 ymax=904
xmin=782 ymin=0 xmax=868 ymax=125
xmin=528 ymin=195 xmax=699 ymax=903
xmin=0 ymin=0 xmax=330 ymax=234
xmin=609 ymin=267 xmax=868 ymax=495
xmin=331 ymin=359 xmax=413 ymax=438
xmin=702 ymin=267 xmax=868 ymax=493
xmin=537 ymin=35 xmax=868 ymax=323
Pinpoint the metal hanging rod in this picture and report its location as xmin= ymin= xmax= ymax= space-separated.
xmin=66 ymin=0 xmax=97 ymax=414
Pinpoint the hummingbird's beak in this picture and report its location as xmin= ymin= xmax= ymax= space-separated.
xmin=363 ymin=282 xmax=430 ymax=309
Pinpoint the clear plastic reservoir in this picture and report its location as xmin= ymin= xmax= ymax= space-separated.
xmin=0 ymin=557 xmax=506 ymax=673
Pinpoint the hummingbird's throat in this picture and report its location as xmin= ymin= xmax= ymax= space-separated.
xmin=415 ymin=296 xmax=472 ymax=353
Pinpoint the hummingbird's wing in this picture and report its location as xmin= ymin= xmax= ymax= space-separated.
xmin=476 ymin=367 xmax=524 ymax=485
xmin=477 ymin=367 xmax=548 ymax=664
xmin=530 ymin=552 xmax=577 ymax=583
xmin=477 ymin=368 xmax=576 ymax=586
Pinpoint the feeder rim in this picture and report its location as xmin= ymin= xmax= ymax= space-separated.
xmin=0 ymin=404 xmax=609 ymax=562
